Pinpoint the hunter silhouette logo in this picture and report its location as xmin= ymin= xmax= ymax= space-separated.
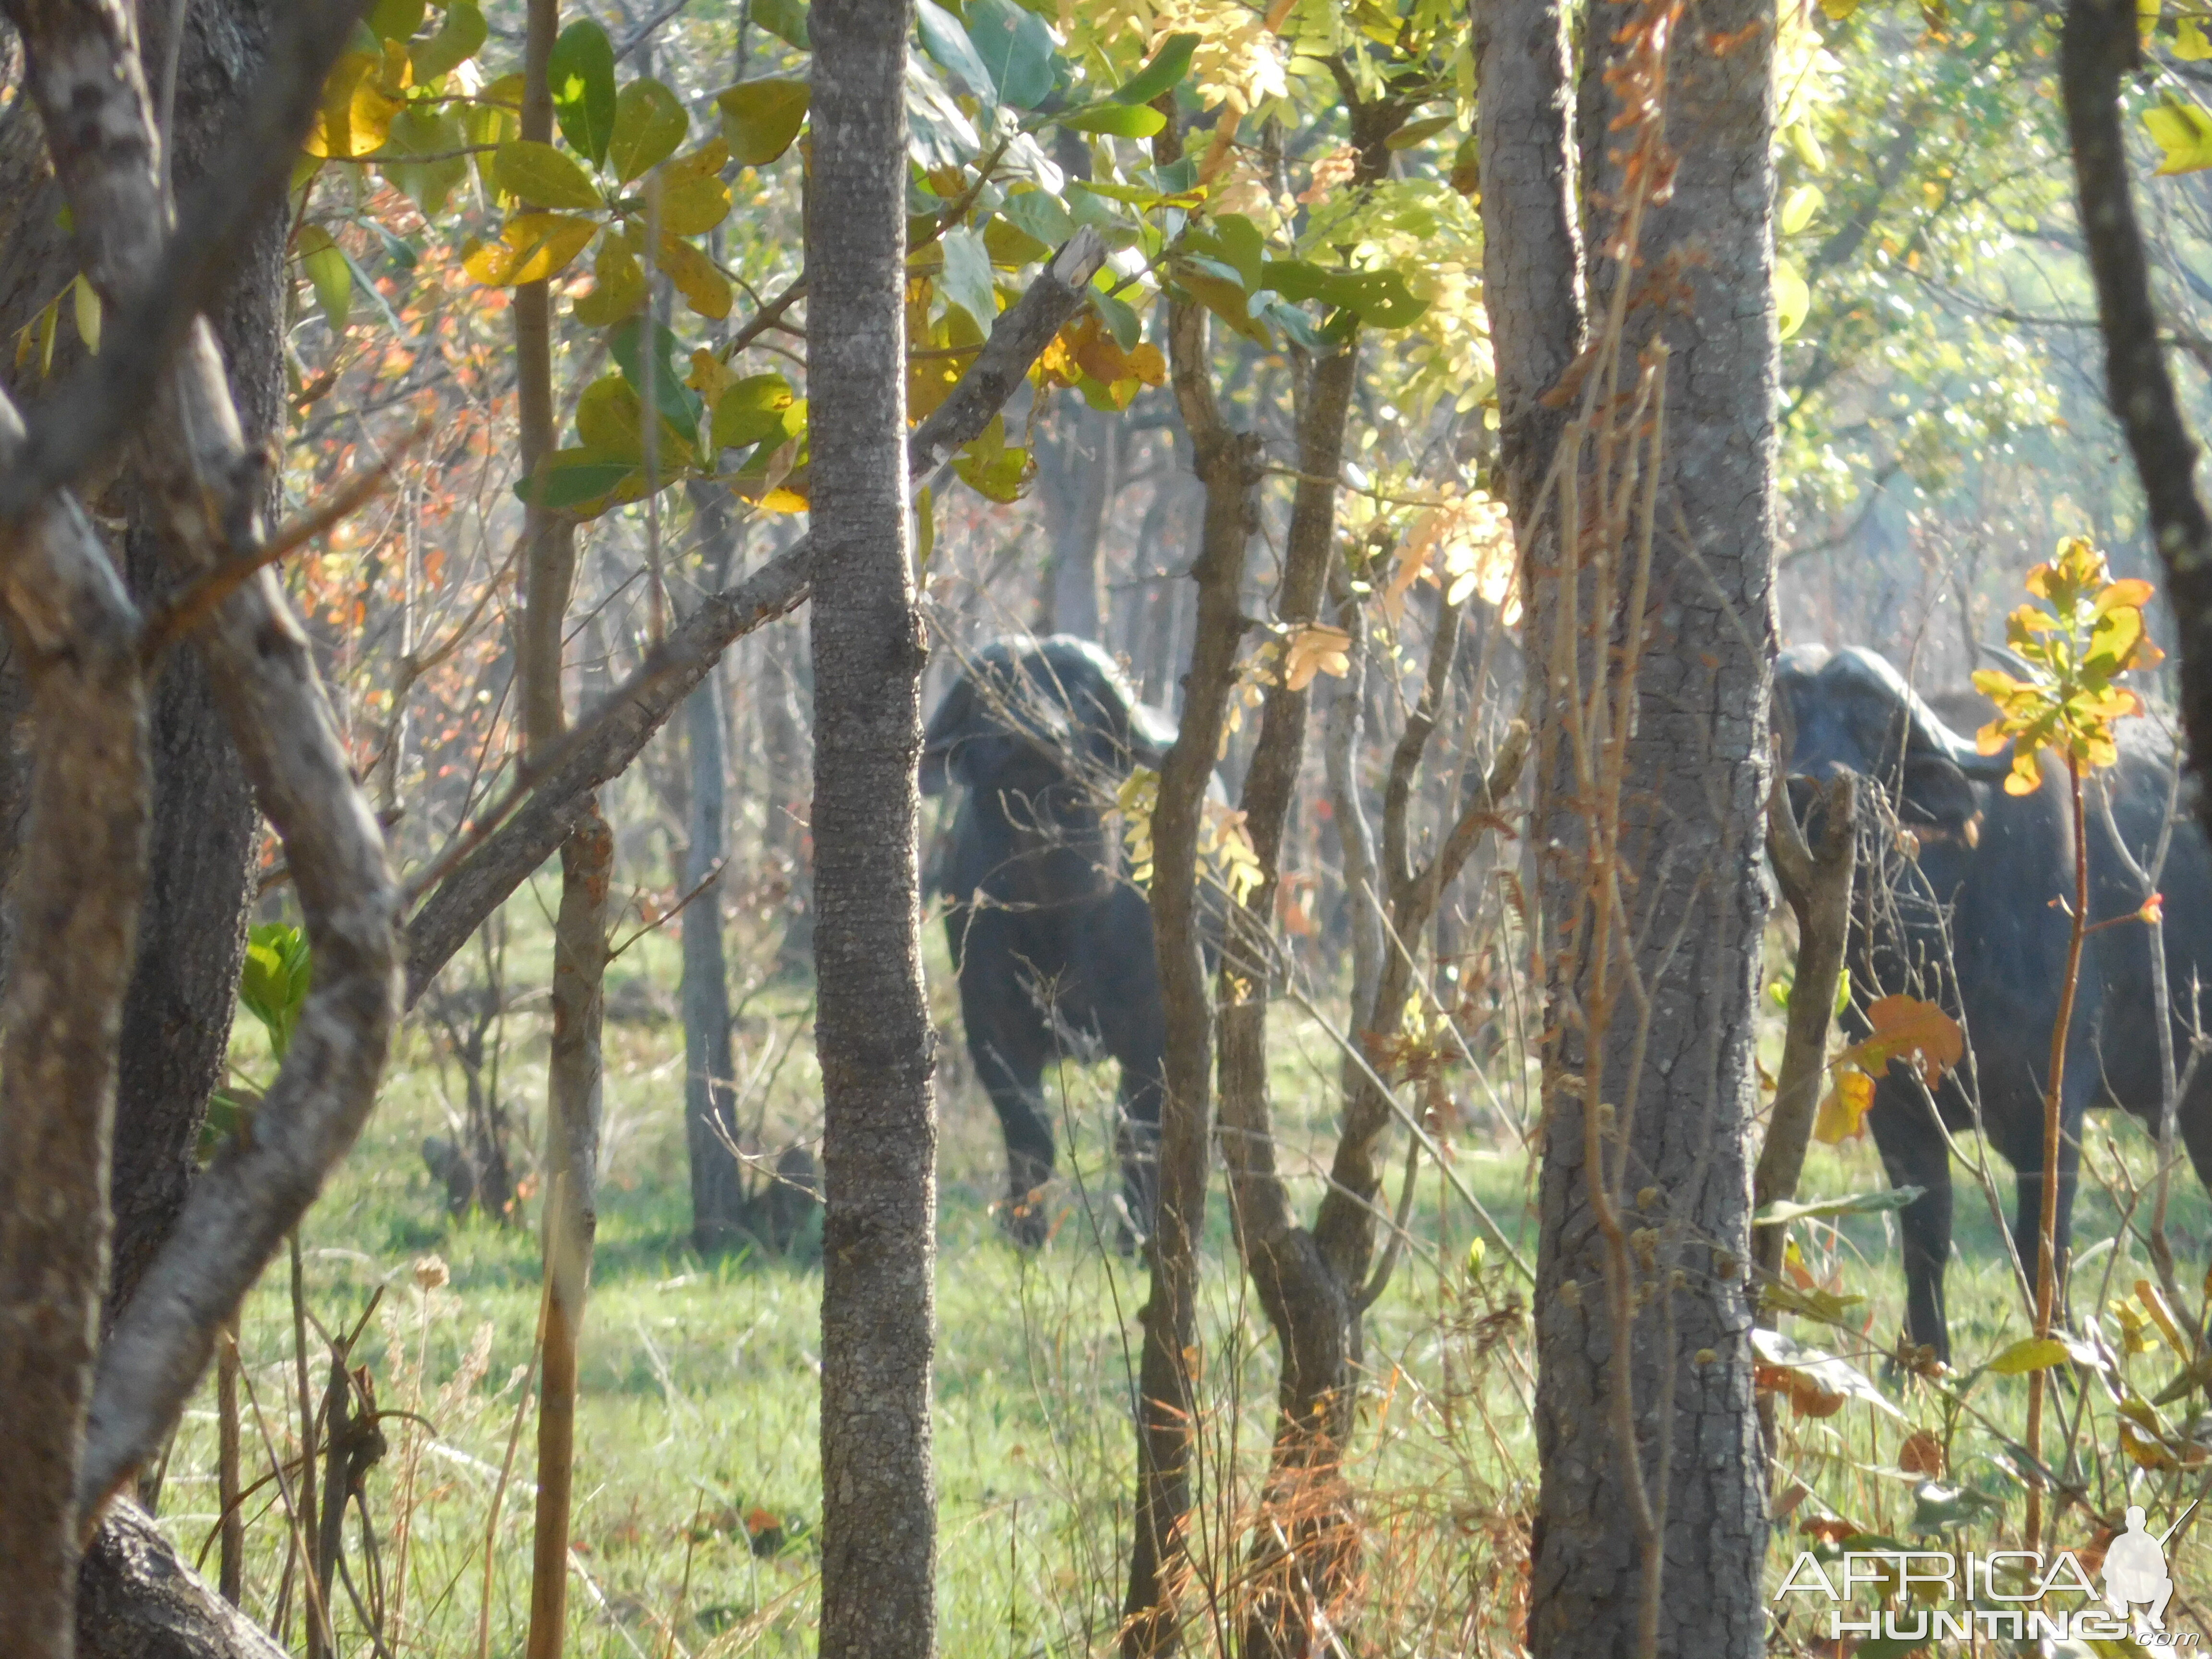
xmin=1773 ymin=1495 xmax=2200 ymax=1647
xmin=2107 ymin=1502 xmax=2194 ymax=1636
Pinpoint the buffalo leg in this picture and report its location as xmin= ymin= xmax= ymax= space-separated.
xmin=2008 ymin=1112 xmax=2085 ymax=1330
xmin=968 ymin=1034 xmax=1056 ymax=1246
xmin=1869 ymin=1088 xmax=1956 ymax=1360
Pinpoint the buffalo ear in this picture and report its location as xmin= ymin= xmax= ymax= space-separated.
xmin=921 ymin=673 xmax=980 ymax=796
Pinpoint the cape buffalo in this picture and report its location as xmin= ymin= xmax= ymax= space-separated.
xmin=1776 ymin=645 xmax=2212 ymax=1358
xmin=923 ymin=636 xmax=1177 ymax=1247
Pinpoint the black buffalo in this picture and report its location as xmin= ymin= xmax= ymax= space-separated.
xmin=1776 ymin=645 xmax=2212 ymax=1358
xmin=923 ymin=636 xmax=1176 ymax=1246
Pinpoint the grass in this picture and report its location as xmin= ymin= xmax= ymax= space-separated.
xmin=144 ymin=895 xmax=2212 ymax=1656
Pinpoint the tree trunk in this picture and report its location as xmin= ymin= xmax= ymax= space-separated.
xmin=2061 ymin=0 xmax=2212 ymax=830
xmin=683 ymin=484 xmax=745 ymax=1250
xmin=1039 ymin=400 xmax=1116 ymax=640
xmin=1479 ymin=0 xmax=1780 ymax=1647
xmin=807 ymin=0 xmax=936 ymax=1655
xmin=76 ymin=1500 xmax=288 ymax=1659
xmin=1122 ymin=144 xmax=1264 ymax=1648
xmin=509 ymin=5 xmax=612 ymax=1656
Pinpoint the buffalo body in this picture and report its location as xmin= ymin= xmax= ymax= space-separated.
xmin=1777 ymin=646 xmax=2212 ymax=1357
xmin=923 ymin=636 xmax=1177 ymax=1246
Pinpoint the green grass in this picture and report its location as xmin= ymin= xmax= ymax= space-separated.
xmin=147 ymin=902 xmax=2212 ymax=1655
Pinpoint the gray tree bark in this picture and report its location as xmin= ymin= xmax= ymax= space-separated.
xmin=1038 ymin=400 xmax=1116 ymax=639
xmin=806 ymin=0 xmax=936 ymax=1655
xmin=0 ymin=0 xmax=274 ymax=1335
xmin=683 ymin=483 xmax=745 ymax=1249
xmin=1478 ymin=0 xmax=1779 ymax=1649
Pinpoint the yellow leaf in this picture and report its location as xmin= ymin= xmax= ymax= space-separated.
xmin=1813 ymin=1069 xmax=1875 ymax=1144
xmin=1836 ymin=995 xmax=1964 ymax=1089
xmin=757 ymin=486 xmax=807 ymax=513
xmin=2181 ymin=15 xmax=2212 ymax=55
xmin=1775 ymin=259 xmax=1811 ymax=342
xmin=465 ymin=212 xmax=599 ymax=286
xmin=1282 ymin=623 xmax=1352 ymax=691
xmin=654 ymin=231 xmax=732 ymax=319
xmin=1987 ymin=1336 xmax=2071 ymax=1375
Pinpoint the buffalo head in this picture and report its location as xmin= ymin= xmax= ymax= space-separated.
xmin=923 ymin=636 xmax=1174 ymax=799
xmin=1776 ymin=645 xmax=2015 ymax=843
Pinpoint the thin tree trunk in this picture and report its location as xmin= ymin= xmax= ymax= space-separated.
xmin=1122 ymin=113 xmax=1264 ymax=1648
xmin=508 ymin=5 xmax=611 ymax=1657
xmin=1479 ymin=0 xmax=1780 ymax=1645
xmin=1041 ymin=401 xmax=1117 ymax=640
xmin=684 ymin=484 xmax=745 ymax=1249
xmin=2061 ymin=0 xmax=2212 ymax=829
xmin=807 ymin=0 xmax=936 ymax=1654
xmin=0 ymin=385 xmax=150 ymax=1659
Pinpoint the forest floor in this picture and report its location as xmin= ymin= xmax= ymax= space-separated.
xmin=149 ymin=889 xmax=2212 ymax=1657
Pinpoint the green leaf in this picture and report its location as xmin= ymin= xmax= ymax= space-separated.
xmin=752 ymin=0 xmax=811 ymax=49
xmin=608 ymin=78 xmax=688 ymax=182
xmin=1212 ymin=213 xmax=1266 ymax=291
xmin=1058 ymin=102 xmax=1166 ymax=138
xmin=1986 ymin=1336 xmax=2071 ymax=1375
xmin=998 ymin=187 xmax=1073 ymax=249
xmin=300 ymin=231 xmax=354 ymax=332
xmin=2146 ymin=97 xmax=2212 ymax=175
xmin=1780 ymin=181 xmax=1824 ymax=236
xmin=1758 ymin=1282 xmax=1867 ymax=1326
xmin=411 ymin=0 xmax=487 ymax=80
xmin=938 ymin=224 xmax=998 ymax=331
xmin=964 ymin=0 xmax=1056 ymax=110
xmin=1748 ymin=1328 xmax=1906 ymax=1419
xmin=983 ymin=215 xmax=1049 ymax=266
xmin=953 ymin=438 xmax=1032 ymax=502
xmin=517 ymin=447 xmax=647 ymax=516
xmin=1089 ymin=284 xmax=1140 ymax=349
xmin=1258 ymin=259 xmax=1426 ymax=327
xmin=375 ymin=104 xmax=470 ymax=216
xmin=572 ymin=242 xmax=647 ymax=325
xmin=366 ymin=0 xmax=427 ymax=45
xmin=1385 ymin=113 xmax=1455 ymax=151
xmin=1909 ymin=1481 xmax=2005 ymax=1535
xmin=655 ymin=171 xmax=733 ymax=236
xmin=494 ymin=139 xmax=603 ymax=209
xmin=718 ymin=79 xmax=811 ymax=166
xmin=72 ymin=273 xmax=100 ymax=355
xmin=1775 ymin=258 xmax=1810 ymax=341
xmin=712 ymin=373 xmax=799 ymax=451
xmin=239 ymin=923 xmax=312 ymax=1059
xmin=609 ymin=314 xmax=704 ymax=433
xmin=549 ymin=19 xmax=618 ymax=164
xmin=577 ymin=374 xmax=695 ymax=469
xmin=916 ymin=0 xmax=998 ymax=103
xmin=1113 ymin=31 xmax=1199 ymax=105
xmin=1753 ymin=1186 xmax=1926 ymax=1227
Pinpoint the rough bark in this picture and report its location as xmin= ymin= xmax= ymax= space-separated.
xmin=1479 ymin=0 xmax=1780 ymax=1647
xmin=2061 ymin=0 xmax=2212 ymax=833
xmin=7 ymin=0 xmax=400 ymax=1530
xmin=0 ymin=384 xmax=149 ymax=1659
xmin=75 ymin=1500 xmax=288 ymax=1659
xmin=1214 ymin=336 xmax=1360 ymax=1659
xmin=0 ymin=0 xmax=278 ymax=1337
xmin=1040 ymin=400 xmax=1116 ymax=639
xmin=399 ymin=232 xmax=1107 ymax=1005
xmin=683 ymin=484 xmax=745 ymax=1249
xmin=808 ymin=0 xmax=936 ymax=1655
xmin=1122 ymin=142 xmax=1264 ymax=1650
xmin=107 ymin=0 xmax=283 ymax=1329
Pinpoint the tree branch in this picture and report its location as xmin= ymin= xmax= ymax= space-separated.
xmin=401 ymin=231 xmax=1108 ymax=1003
